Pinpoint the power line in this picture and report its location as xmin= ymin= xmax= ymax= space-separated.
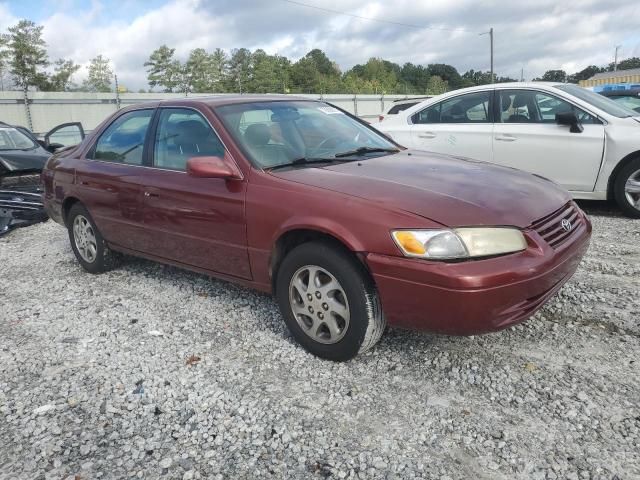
xmin=281 ymin=0 xmax=470 ymax=33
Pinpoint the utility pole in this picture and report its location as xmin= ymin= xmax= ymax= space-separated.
xmin=480 ymin=27 xmax=494 ymax=82
xmin=614 ymin=45 xmax=622 ymax=71
xmin=520 ymin=67 xmax=524 ymax=82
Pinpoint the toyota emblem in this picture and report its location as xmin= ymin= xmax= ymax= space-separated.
xmin=561 ymin=219 xmax=572 ymax=232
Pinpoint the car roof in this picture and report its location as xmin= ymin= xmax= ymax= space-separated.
xmin=167 ymin=94 xmax=312 ymax=107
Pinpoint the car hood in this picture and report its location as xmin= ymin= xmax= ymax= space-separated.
xmin=0 ymin=149 xmax=51 ymax=173
xmin=270 ymin=151 xmax=571 ymax=228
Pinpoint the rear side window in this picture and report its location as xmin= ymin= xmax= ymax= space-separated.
xmin=92 ymin=110 xmax=154 ymax=165
xmin=387 ymin=102 xmax=418 ymax=114
xmin=153 ymin=109 xmax=225 ymax=171
xmin=413 ymin=91 xmax=491 ymax=124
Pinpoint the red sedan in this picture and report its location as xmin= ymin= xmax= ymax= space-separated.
xmin=42 ymin=96 xmax=591 ymax=361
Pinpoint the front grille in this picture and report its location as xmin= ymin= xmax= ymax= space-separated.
xmin=530 ymin=202 xmax=582 ymax=249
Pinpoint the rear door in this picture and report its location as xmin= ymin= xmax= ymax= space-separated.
xmin=140 ymin=107 xmax=251 ymax=279
xmin=409 ymin=90 xmax=494 ymax=162
xmin=492 ymin=89 xmax=605 ymax=191
xmin=76 ymin=109 xmax=155 ymax=250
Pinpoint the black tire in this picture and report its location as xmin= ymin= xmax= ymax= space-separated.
xmin=613 ymin=157 xmax=640 ymax=218
xmin=275 ymin=241 xmax=385 ymax=361
xmin=67 ymin=203 xmax=119 ymax=273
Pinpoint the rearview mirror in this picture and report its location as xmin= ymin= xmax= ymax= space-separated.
xmin=186 ymin=156 xmax=241 ymax=179
xmin=555 ymin=112 xmax=583 ymax=133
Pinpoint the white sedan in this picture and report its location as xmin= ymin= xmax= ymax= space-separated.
xmin=376 ymin=82 xmax=640 ymax=217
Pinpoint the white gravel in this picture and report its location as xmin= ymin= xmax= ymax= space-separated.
xmin=0 ymin=201 xmax=639 ymax=480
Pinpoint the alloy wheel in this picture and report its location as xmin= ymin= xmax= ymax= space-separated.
xmin=624 ymin=168 xmax=640 ymax=211
xmin=73 ymin=215 xmax=98 ymax=263
xmin=289 ymin=265 xmax=350 ymax=344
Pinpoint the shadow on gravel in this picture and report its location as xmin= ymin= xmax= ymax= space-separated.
xmin=576 ymin=200 xmax=625 ymax=218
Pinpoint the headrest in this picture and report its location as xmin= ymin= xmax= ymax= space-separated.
xmin=501 ymin=96 xmax=512 ymax=112
xmin=244 ymin=123 xmax=271 ymax=147
xmin=512 ymin=94 xmax=529 ymax=108
xmin=174 ymin=120 xmax=209 ymax=143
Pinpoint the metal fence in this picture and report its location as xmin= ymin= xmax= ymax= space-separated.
xmin=0 ymin=91 xmax=424 ymax=135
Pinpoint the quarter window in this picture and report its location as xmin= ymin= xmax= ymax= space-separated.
xmin=153 ymin=109 xmax=225 ymax=171
xmin=413 ymin=91 xmax=491 ymax=124
xmin=498 ymin=90 xmax=598 ymax=124
xmin=92 ymin=110 xmax=154 ymax=165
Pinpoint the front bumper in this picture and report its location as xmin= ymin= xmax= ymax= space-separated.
xmin=366 ymin=212 xmax=591 ymax=335
xmin=0 ymin=173 xmax=48 ymax=236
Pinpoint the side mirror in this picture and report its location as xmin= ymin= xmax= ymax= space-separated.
xmin=555 ymin=112 xmax=583 ymax=133
xmin=186 ymin=156 xmax=241 ymax=179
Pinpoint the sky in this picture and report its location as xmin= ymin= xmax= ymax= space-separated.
xmin=1 ymin=0 xmax=640 ymax=91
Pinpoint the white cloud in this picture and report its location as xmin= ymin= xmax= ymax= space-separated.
xmin=3 ymin=0 xmax=640 ymax=90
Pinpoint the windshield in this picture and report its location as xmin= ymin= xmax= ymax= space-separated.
xmin=0 ymin=127 xmax=38 ymax=151
xmin=555 ymin=84 xmax=638 ymax=118
xmin=214 ymin=101 xmax=398 ymax=168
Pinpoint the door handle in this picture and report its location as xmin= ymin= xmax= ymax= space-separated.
xmin=144 ymin=191 xmax=159 ymax=198
xmin=495 ymin=135 xmax=516 ymax=142
xmin=418 ymin=132 xmax=436 ymax=139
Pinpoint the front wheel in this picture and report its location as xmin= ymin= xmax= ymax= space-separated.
xmin=613 ymin=158 xmax=640 ymax=218
xmin=275 ymin=241 xmax=385 ymax=361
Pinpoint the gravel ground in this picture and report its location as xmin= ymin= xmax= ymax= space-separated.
xmin=1 ymin=201 xmax=639 ymax=480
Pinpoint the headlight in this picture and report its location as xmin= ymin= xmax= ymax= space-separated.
xmin=391 ymin=228 xmax=527 ymax=260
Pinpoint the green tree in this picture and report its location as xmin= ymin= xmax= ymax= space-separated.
xmin=6 ymin=20 xmax=49 ymax=90
xmin=427 ymin=64 xmax=462 ymax=89
xmin=461 ymin=69 xmax=493 ymax=87
xmin=399 ymin=63 xmax=430 ymax=94
xmin=567 ymin=65 xmax=604 ymax=83
xmin=347 ymin=58 xmax=399 ymax=94
xmin=610 ymin=56 xmax=640 ymax=71
xmin=535 ymin=69 xmax=567 ymax=82
xmin=185 ymin=48 xmax=215 ymax=93
xmin=144 ymin=45 xmax=182 ymax=92
xmin=84 ymin=54 xmax=113 ymax=92
xmin=227 ymin=48 xmax=252 ymax=93
xmin=46 ymin=59 xmax=80 ymax=91
xmin=210 ymin=48 xmax=229 ymax=92
xmin=426 ymin=75 xmax=448 ymax=94
xmin=290 ymin=49 xmax=341 ymax=93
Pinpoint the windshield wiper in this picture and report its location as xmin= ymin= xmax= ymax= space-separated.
xmin=333 ymin=146 xmax=399 ymax=158
xmin=267 ymin=157 xmax=345 ymax=171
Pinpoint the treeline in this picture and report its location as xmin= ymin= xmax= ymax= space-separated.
xmin=144 ymin=45 xmax=520 ymax=95
xmin=2 ymin=18 xmax=640 ymax=95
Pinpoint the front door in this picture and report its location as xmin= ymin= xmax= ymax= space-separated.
xmin=141 ymin=107 xmax=251 ymax=279
xmin=492 ymin=89 xmax=605 ymax=192
xmin=409 ymin=90 xmax=494 ymax=162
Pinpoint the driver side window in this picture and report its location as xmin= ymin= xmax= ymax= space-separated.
xmin=92 ymin=110 xmax=154 ymax=165
xmin=153 ymin=108 xmax=225 ymax=171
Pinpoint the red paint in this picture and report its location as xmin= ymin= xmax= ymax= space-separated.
xmin=43 ymin=96 xmax=591 ymax=335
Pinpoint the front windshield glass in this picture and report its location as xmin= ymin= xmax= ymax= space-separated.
xmin=215 ymin=101 xmax=398 ymax=168
xmin=0 ymin=127 xmax=38 ymax=151
xmin=555 ymin=84 xmax=638 ymax=118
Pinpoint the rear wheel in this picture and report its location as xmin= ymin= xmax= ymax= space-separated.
xmin=613 ymin=158 xmax=640 ymax=218
xmin=275 ymin=241 xmax=385 ymax=361
xmin=67 ymin=203 xmax=119 ymax=273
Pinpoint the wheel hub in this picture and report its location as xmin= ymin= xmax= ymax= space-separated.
xmin=289 ymin=265 xmax=350 ymax=344
xmin=624 ymin=168 xmax=640 ymax=211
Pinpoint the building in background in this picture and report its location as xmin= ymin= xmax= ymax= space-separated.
xmin=579 ymin=68 xmax=640 ymax=92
